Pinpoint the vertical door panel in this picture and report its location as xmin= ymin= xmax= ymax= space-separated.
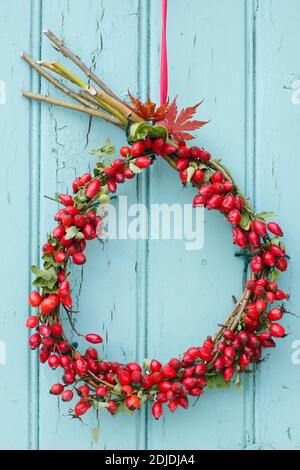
xmin=0 ymin=0 xmax=40 ymax=450
xmin=147 ymin=0 xmax=253 ymax=449
xmin=38 ymin=0 xmax=144 ymax=450
xmin=254 ymin=0 xmax=300 ymax=450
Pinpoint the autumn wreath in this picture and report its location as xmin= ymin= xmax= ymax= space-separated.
xmin=22 ymin=30 xmax=289 ymax=420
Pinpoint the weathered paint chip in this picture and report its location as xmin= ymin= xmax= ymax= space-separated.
xmin=0 ymin=340 xmax=6 ymax=365
xmin=0 ymin=81 xmax=6 ymax=104
xmin=92 ymin=426 xmax=100 ymax=443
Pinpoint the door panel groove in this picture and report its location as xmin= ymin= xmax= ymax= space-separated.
xmin=28 ymin=0 xmax=42 ymax=451
xmin=243 ymin=0 xmax=257 ymax=449
xmin=136 ymin=0 xmax=151 ymax=451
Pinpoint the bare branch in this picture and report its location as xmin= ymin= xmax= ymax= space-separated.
xmin=43 ymin=29 xmax=119 ymax=100
xmin=20 ymin=50 xmax=96 ymax=109
xmin=22 ymin=91 xmax=124 ymax=126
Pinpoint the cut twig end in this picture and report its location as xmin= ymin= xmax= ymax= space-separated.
xmin=43 ymin=28 xmax=50 ymax=35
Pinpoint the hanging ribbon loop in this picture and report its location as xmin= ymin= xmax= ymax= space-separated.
xmin=160 ymin=0 xmax=168 ymax=105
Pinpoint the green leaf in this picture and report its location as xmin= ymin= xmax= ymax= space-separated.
xmin=256 ymin=211 xmax=276 ymax=220
xmin=32 ymin=276 xmax=57 ymax=291
xmin=118 ymin=402 xmax=134 ymax=415
xmin=129 ymin=162 xmax=143 ymax=174
xmin=148 ymin=125 xmax=168 ymax=140
xmin=235 ymin=373 xmax=243 ymax=392
xmin=198 ymin=163 xmax=208 ymax=170
xmin=47 ymin=235 xmax=58 ymax=245
xmin=270 ymin=269 xmax=281 ymax=281
xmin=31 ymin=265 xmax=52 ymax=281
xmin=32 ymin=276 xmax=48 ymax=288
xmin=204 ymin=170 xmax=212 ymax=183
xmin=190 ymin=162 xmax=199 ymax=170
xmin=113 ymin=384 xmax=121 ymax=394
xmin=75 ymin=231 xmax=85 ymax=240
xmin=103 ymin=138 xmax=115 ymax=155
xmin=270 ymin=237 xmax=286 ymax=250
xmin=96 ymin=163 xmax=105 ymax=171
xmin=65 ymin=226 xmax=79 ymax=240
xmin=243 ymin=204 xmax=254 ymax=215
xmin=32 ymin=265 xmax=57 ymax=290
xmin=96 ymin=162 xmax=105 ymax=169
xmin=100 ymin=184 xmax=109 ymax=194
xmin=89 ymin=138 xmax=115 ymax=160
xmin=47 ymin=267 xmax=58 ymax=279
xmin=140 ymin=395 xmax=148 ymax=404
xmin=128 ymin=122 xmax=168 ymax=142
xmin=186 ymin=166 xmax=195 ymax=183
xmin=42 ymin=256 xmax=59 ymax=270
xmin=41 ymin=285 xmax=59 ymax=294
xmin=99 ymin=194 xmax=110 ymax=205
xmin=47 ymin=275 xmax=57 ymax=288
xmin=129 ymin=122 xmax=150 ymax=142
xmin=143 ymin=358 xmax=151 ymax=370
xmin=239 ymin=211 xmax=251 ymax=231
xmin=207 ymin=373 xmax=230 ymax=390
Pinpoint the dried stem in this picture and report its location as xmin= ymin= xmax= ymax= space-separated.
xmin=43 ymin=29 xmax=141 ymax=124
xmin=79 ymin=90 xmax=104 ymax=107
xmin=22 ymin=91 xmax=123 ymax=126
xmin=40 ymin=58 xmax=130 ymax=125
xmin=228 ymin=283 xmax=254 ymax=332
xmin=43 ymin=194 xmax=60 ymax=203
xmin=89 ymin=88 xmax=139 ymax=123
xmin=62 ymin=305 xmax=83 ymax=338
xmin=20 ymin=51 xmax=96 ymax=109
xmin=43 ymin=29 xmax=119 ymax=100
xmin=87 ymin=371 xmax=123 ymax=397
xmin=212 ymin=292 xmax=246 ymax=344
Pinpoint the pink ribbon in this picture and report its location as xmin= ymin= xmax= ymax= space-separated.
xmin=160 ymin=0 xmax=168 ymax=105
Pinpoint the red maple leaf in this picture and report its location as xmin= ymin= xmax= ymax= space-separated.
xmin=127 ymin=91 xmax=169 ymax=122
xmin=158 ymin=97 xmax=208 ymax=141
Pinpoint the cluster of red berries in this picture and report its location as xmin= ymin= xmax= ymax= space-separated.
xmin=84 ymin=137 xmax=177 ymax=193
xmin=175 ymin=143 xmax=212 ymax=185
xmin=244 ymin=278 xmax=288 ymax=338
xmin=26 ymin=133 xmax=289 ymax=420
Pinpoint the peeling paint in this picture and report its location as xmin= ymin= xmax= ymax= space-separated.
xmin=0 ymin=340 xmax=6 ymax=365
xmin=0 ymin=80 xmax=6 ymax=104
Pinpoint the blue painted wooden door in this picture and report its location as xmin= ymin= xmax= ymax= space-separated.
xmin=1 ymin=0 xmax=300 ymax=450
